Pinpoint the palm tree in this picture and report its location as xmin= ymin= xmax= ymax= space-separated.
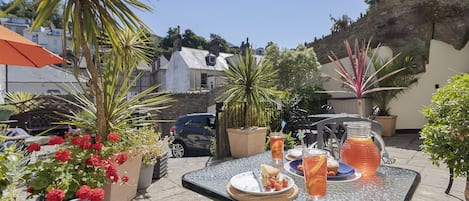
xmin=57 ymin=29 xmax=172 ymax=133
xmin=30 ymin=0 xmax=152 ymax=137
xmin=219 ymin=49 xmax=281 ymax=127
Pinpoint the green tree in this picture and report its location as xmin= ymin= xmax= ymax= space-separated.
xmin=30 ymin=0 xmax=152 ymax=137
xmin=329 ymin=14 xmax=352 ymax=32
xmin=210 ymin=33 xmax=238 ymax=54
xmin=263 ymin=44 xmax=327 ymax=113
xmin=182 ymin=29 xmax=208 ymax=50
xmin=0 ymin=0 xmax=62 ymax=28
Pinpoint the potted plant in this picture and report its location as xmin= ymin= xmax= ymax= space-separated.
xmin=420 ymin=74 xmax=469 ymax=200
xmin=218 ymin=49 xmax=282 ymax=158
xmin=369 ymin=52 xmax=419 ymax=136
xmin=128 ymin=126 xmax=169 ymax=190
xmin=0 ymin=104 xmax=18 ymax=121
xmin=25 ymin=132 xmax=136 ymax=201
xmin=322 ymin=39 xmax=407 ymax=117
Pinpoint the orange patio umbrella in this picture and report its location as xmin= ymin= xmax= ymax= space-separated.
xmin=0 ymin=25 xmax=64 ymax=67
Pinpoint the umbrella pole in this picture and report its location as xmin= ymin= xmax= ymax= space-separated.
xmin=5 ymin=64 xmax=8 ymax=93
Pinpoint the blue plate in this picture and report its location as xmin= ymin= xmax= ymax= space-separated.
xmin=289 ymin=159 xmax=355 ymax=179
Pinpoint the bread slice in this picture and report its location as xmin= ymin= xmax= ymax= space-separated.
xmin=327 ymin=157 xmax=339 ymax=174
xmin=261 ymin=164 xmax=280 ymax=178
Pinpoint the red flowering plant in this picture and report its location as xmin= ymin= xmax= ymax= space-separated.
xmin=25 ymin=132 xmax=133 ymax=201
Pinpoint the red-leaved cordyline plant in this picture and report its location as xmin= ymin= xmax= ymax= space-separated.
xmin=323 ymin=38 xmax=405 ymax=117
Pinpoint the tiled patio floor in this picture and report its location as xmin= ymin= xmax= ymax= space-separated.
xmin=137 ymin=133 xmax=467 ymax=201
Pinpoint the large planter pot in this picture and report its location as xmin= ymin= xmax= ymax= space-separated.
xmin=153 ymin=152 xmax=169 ymax=180
xmin=138 ymin=163 xmax=155 ymax=190
xmin=227 ymin=127 xmax=267 ymax=158
xmin=375 ymin=115 xmax=397 ymax=137
xmin=103 ymin=153 xmax=142 ymax=201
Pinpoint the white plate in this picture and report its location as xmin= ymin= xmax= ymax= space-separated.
xmin=285 ymin=148 xmax=302 ymax=161
xmin=283 ymin=162 xmax=362 ymax=183
xmin=229 ymin=171 xmax=295 ymax=195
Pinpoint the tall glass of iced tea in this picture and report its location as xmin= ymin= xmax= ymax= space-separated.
xmin=269 ymin=132 xmax=284 ymax=165
xmin=302 ymin=148 xmax=327 ymax=199
xmin=340 ymin=121 xmax=381 ymax=177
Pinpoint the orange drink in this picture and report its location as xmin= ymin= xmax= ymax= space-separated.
xmin=302 ymin=148 xmax=327 ymax=198
xmin=269 ymin=132 xmax=284 ymax=160
xmin=340 ymin=121 xmax=381 ymax=177
xmin=340 ymin=137 xmax=380 ymax=177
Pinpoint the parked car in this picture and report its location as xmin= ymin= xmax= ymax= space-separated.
xmin=170 ymin=113 xmax=216 ymax=158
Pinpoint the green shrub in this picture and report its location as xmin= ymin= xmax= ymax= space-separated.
xmin=420 ymin=74 xmax=469 ymax=177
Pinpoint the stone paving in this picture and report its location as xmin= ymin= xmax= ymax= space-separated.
xmin=137 ymin=133 xmax=467 ymax=201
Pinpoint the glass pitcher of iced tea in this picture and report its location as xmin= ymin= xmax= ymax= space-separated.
xmin=340 ymin=121 xmax=383 ymax=177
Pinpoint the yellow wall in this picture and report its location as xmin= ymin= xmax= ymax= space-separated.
xmin=390 ymin=40 xmax=469 ymax=129
xmin=320 ymin=40 xmax=469 ymax=129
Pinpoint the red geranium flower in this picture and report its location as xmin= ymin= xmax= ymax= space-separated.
xmin=121 ymin=175 xmax=129 ymax=183
xmin=107 ymin=132 xmax=119 ymax=142
xmin=105 ymin=163 xmax=119 ymax=183
xmin=115 ymin=152 xmax=128 ymax=165
xmin=63 ymin=133 xmax=71 ymax=139
xmin=76 ymin=185 xmax=92 ymax=200
xmin=55 ymin=150 xmax=71 ymax=163
xmin=80 ymin=141 xmax=92 ymax=150
xmin=81 ymin=134 xmax=91 ymax=142
xmin=48 ymin=136 xmax=65 ymax=145
xmin=45 ymin=189 xmax=65 ymax=201
xmin=71 ymin=136 xmax=81 ymax=145
xmin=27 ymin=143 xmax=41 ymax=153
xmin=89 ymin=188 xmax=105 ymax=201
xmin=95 ymin=136 xmax=103 ymax=143
xmin=86 ymin=154 xmax=101 ymax=167
xmin=93 ymin=142 xmax=103 ymax=151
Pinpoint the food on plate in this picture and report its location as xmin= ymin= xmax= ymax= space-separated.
xmin=296 ymin=156 xmax=340 ymax=176
xmin=260 ymin=164 xmax=289 ymax=191
xmin=327 ymin=156 xmax=339 ymax=176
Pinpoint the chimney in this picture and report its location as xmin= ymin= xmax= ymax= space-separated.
xmin=172 ymin=25 xmax=182 ymax=52
xmin=209 ymin=38 xmax=220 ymax=57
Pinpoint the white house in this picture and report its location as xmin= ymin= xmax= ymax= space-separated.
xmin=0 ymin=64 xmax=86 ymax=95
xmin=163 ymin=46 xmax=234 ymax=93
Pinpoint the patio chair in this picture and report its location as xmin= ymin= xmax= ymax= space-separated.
xmin=308 ymin=116 xmax=395 ymax=164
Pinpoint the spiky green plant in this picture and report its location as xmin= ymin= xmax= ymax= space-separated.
xmin=56 ymin=29 xmax=172 ymax=133
xmin=31 ymin=0 xmax=152 ymax=137
xmin=218 ymin=50 xmax=282 ymax=127
xmin=369 ymin=54 xmax=419 ymax=116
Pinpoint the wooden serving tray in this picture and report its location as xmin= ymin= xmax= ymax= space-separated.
xmin=226 ymin=182 xmax=299 ymax=201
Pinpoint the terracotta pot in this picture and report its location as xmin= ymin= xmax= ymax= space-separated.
xmin=227 ymin=127 xmax=267 ymax=158
xmin=103 ymin=152 xmax=142 ymax=201
xmin=375 ymin=115 xmax=397 ymax=137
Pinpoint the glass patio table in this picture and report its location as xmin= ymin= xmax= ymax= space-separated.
xmin=182 ymin=151 xmax=420 ymax=201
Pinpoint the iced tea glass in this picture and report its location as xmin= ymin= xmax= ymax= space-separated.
xmin=269 ymin=132 xmax=284 ymax=162
xmin=302 ymin=148 xmax=327 ymax=199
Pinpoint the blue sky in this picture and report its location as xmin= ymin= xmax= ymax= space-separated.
xmin=136 ymin=0 xmax=368 ymax=49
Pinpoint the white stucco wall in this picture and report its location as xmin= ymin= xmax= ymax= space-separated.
xmin=390 ymin=40 xmax=469 ymax=129
xmin=165 ymin=52 xmax=190 ymax=92
xmin=5 ymin=65 xmax=85 ymax=94
xmin=320 ymin=41 xmax=469 ymax=129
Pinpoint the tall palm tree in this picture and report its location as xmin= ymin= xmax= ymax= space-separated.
xmin=30 ymin=0 xmax=152 ymax=137
xmin=219 ymin=50 xmax=281 ymax=127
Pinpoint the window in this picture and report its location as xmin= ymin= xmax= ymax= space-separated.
xmin=201 ymin=73 xmax=208 ymax=88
